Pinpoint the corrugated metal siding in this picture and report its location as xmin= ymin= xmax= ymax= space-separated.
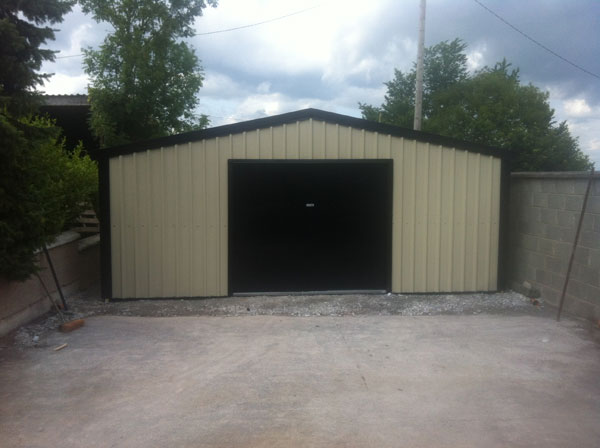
xmin=109 ymin=118 xmax=502 ymax=298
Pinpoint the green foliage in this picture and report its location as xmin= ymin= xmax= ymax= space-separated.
xmin=0 ymin=0 xmax=75 ymax=114
xmin=0 ymin=114 xmax=98 ymax=281
xmin=0 ymin=0 xmax=98 ymax=280
xmin=80 ymin=0 xmax=217 ymax=147
xmin=360 ymin=39 xmax=467 ymax=128
xmin=360 ymin=39 xmax=591 ymax=171
xmin=0 ymin=1 xmax=98 ymax=281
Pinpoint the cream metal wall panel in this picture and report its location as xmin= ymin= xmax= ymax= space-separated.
xmin=299 ymin=120 xmax=312 ymax=158
xmin=122 ymin=155 xmax=137 ymax=298
xmin=258 ymin=128 xmax=273 ymax=159
xmin=109 ymin=157 xmax=122 ymax=297
xmin=439 ymin=148 xmax=456 ymax=291
xmin=205 ymin=139 xmax=221 ymax=296
xmin=401 ymin=139 xmax=417 ymax=292
xmin=176 ymin=144 xmax=192 ymax=296
xmin=313 ymin=121 xmax=326 ymax=159
xmin=452 ymin=149 xmax=468 ymax=290
xmin=324 ymin=123 xmax=339 ymax=159
xmin=414 ymin=142 xmax=429 ymax=291
xmin=285 ymin=123 xmax=300 ymax=159
xmin=272 ymin=126 xmax=286 ymax=159
xmin=339 ymin=125 xmax=351 ymax=159
xmin=162 ymin=147 xmax=178 ymax=296
xmin=476 ymin=155 xmax=493 ymax=290
xmin=489 ymin=157 xmax=501 ymax=286
xmin=109 ymin=119 xmax=502 ymax=297
xmin=427 ymin=145 xmax=442 ymax=292
xmin=190 ymin=141 xmax=206 ymax=296
xmin=133 ymin=153 xmax=149 ymax=298
xmin=390 ymin=137 xmax=404 ymax=292
xmin=148 ymin=149 xmax=163 ymax=295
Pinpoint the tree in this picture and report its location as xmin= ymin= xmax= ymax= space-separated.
xmin=80 ymin=0 xmax=217 ymax=147
xmin=360 ymin=39 xmax=468 ymax=128
xmin=360 ymin=39 xmax=591 ymax=171
xmin=0 ymin=0 xmax=74 ymax=113
xmin=0 ymin=0 xmax=98 ymax=281
xmin=0 ymin=117 xmax=98 ymax=280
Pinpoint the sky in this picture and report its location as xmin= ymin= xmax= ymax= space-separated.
xmin=40 ymin=0 xmax=600 ymax=167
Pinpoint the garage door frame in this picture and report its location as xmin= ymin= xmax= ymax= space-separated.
xmin=228 ymin=159 xmax=394 ymax=295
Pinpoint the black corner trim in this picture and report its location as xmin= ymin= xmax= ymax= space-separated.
xmin=91 ymin=108 xmax=511 ymax=161
xmin=98 ymin=157 xmax=112 ymax=299
xmin=497 ymin=157 xmax=511 ymax=290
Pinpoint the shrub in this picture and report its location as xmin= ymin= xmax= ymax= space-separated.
xmin=0 ymin=112 xmax=98 ymax=281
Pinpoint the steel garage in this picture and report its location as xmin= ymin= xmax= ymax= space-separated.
xmin=95 ymin=109 xmax=508 ymax=299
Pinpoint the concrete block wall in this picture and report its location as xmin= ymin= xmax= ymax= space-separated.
xmin=0 ymin=232 xmax=100 ymax=337
xmin=509 ymin=172 xmax=600 ymax=321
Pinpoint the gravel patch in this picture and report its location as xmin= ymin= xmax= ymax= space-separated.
xmin=5 ymin=285 xmax=553 ymax=349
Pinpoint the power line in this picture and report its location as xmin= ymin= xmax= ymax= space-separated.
xmin=54 ymin=4 xmax=321 ymax=59
xmin=194 ymin=5 xmax=320 ymax=36
xmin=56 ymin=53 xmax=83 ymax=59
xmin=472 ymin=0 xmax=600 ymax=80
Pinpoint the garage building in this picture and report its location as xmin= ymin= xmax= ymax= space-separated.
xmin=96 ymin=109 xmax=508 ymax=299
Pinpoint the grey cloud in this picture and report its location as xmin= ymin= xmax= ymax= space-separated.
xmin=39 ymin=0 xmax=599 ymax=161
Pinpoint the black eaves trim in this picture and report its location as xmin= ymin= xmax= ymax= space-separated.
xmin=90 ymin=108 xmax=510 ymax=161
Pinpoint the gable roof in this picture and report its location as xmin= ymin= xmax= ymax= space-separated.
xmin=91 ymin=108 xmax=508 ymax=161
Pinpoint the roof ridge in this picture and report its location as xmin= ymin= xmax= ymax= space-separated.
xmin=92 ymin=108 xmax=511 ymax=161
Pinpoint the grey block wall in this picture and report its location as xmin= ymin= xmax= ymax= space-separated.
xmin=509 ymin=172 xmax=600 ymax=321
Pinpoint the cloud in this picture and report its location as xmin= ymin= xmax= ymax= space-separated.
xmin=564 ymin=98 xmax=593 ymax=117
xmin=202 ymin=71 xmax=246 ymax=98
xmin=41 ymin=73 xmax=88 ymax=95
xmin=466 ymin=43 xmax=488 ymax=72
xmin=37 ymin=0 xmax=600 ymax=166
xmin=256 ymin=82 xmax=271 ymax=94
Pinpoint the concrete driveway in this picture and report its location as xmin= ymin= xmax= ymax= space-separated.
xmin=1 ymin=314 xmax=599 ymax=447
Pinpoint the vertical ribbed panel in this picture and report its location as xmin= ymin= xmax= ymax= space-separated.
xmin=401 ymin=139 xmax=417 ymax=292
xmin=109 ymin=119 xmax=502 ymax=297
xmin=390 ymin=137 xmax=403 ymax=292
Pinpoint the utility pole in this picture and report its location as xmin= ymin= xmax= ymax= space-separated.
xmin=413 ymin=0 xmax=426 ymax=131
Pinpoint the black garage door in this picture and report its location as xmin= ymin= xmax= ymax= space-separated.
xmin=229 ymin=160 xmax=392 ymax=294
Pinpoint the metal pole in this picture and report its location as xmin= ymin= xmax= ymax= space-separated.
xmin=556 ymin=167 xmax=595 ymax=321
xmin=35 ymin=273 xmax=66 ymax=323
xmin=413 ymin=0 xmax=426 ymax=131
xmin=42 ymin=245 xmax=68 ymax=311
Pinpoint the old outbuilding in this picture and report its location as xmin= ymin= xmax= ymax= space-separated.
xmin=95 ymin=109 xmax=508 ymax=299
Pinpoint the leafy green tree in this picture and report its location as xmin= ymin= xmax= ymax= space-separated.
xmin=0 ymin=117 xmax=98 ymax=281
xmin=80 ymin=0 xmax=217 ymax=147
xmin=360 ymin=40 xmax=591 ymax=171
xmin=0 ymin=0 xmax=98 ymax=281
xmin=360 ymin=39 xmax=468 ymax=128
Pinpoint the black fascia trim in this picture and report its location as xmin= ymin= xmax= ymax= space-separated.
xmin=91 ymin=108 xmax=510 ymax=161
xmin=98 ymin=157 xmax=112 ymax=299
